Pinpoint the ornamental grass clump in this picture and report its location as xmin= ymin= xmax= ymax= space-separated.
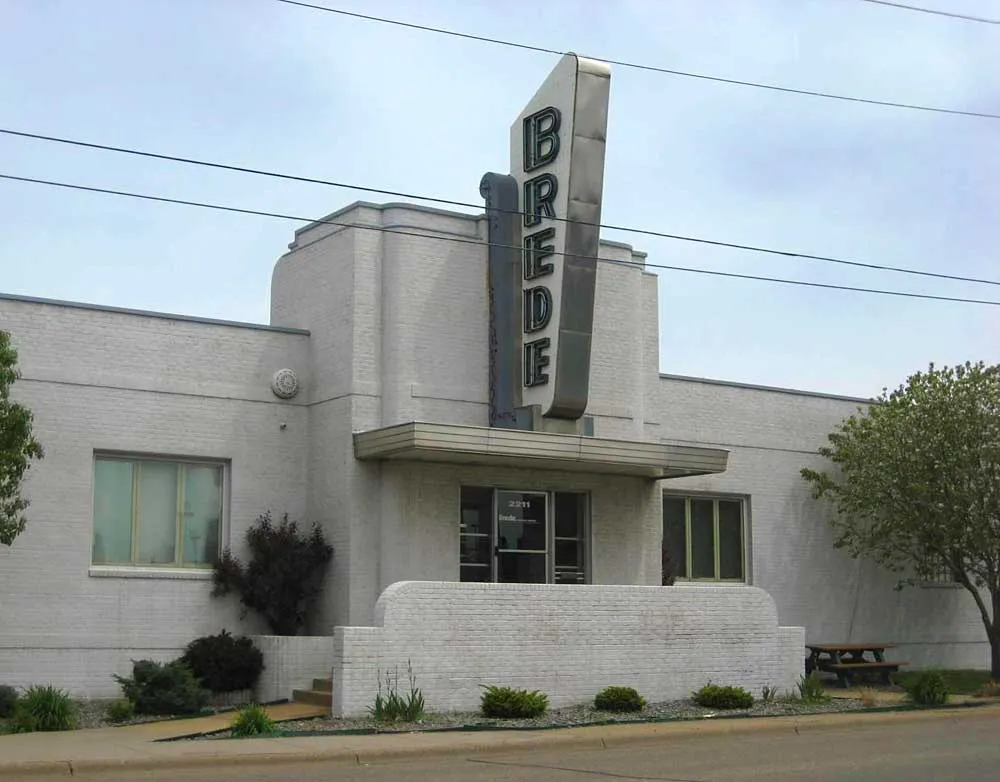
xmin=368 ymin=663 xmax=426 ymax=723
xmin=10 ymin=685 xmax=74 ymax=733
xmin=230 ymin=703 xmax=277 ymax=737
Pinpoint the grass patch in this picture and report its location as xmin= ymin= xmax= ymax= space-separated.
xmin=893 ymin=669 xmax=991 ymax=696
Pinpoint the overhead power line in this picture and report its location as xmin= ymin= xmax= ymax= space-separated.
xmin=860 ymin=0 xmax=1000 ymax=25
xmin=3 ymin=127 xmax=998 ymax=289
xmin=274 ymin=0 xmax=1000 ymax=120
xmin=2 ymin=172 xmax=999 ymax=307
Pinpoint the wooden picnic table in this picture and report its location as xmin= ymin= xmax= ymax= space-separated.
xmin=806 ymin=643 xmax=908 ymax=687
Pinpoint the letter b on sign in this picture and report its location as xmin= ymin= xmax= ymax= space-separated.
xmin=523 ymin=107 xmax=560 ymax=172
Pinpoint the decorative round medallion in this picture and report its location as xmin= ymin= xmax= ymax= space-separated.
xmin=271 ymin=368 xmax=299 ymax=399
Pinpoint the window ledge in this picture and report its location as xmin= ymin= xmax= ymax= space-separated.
xmin=917 ymin=581 xmax=964 ymax=590
xmin=88 ymin=565 xmax=213 ymax=581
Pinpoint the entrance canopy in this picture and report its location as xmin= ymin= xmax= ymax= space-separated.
xmin=353 ymin=422 xmax=728 ymax=479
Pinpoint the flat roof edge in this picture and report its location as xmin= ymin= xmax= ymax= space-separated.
xmin=292 ymin=200 xmax=484 ymax=239
xmin=0 ymin=292 xmax=311 ymax=335
xmin=290 ymin=201 xmax=647 ymax=257
xmin=659 ymin=372 xmax=873 ymax=404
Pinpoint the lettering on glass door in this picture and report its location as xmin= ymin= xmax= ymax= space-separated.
xmin=459 ymin=487 xmax=588 ymax=585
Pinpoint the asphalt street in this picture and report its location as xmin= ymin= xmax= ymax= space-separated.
xmin=9 ymin=710 xmax=1000 ymax=781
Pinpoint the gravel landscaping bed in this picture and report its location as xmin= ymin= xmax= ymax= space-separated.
xmin=193 ymin=697 xmax=869 ymax=740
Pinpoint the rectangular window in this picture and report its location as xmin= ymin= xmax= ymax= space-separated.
xmin=662 ymin=495 xmax=746 ymax=582
xmin=92 ymin=456 xmax=224 ymax=568
xmin=459 ymin=487 xmax=589 ymax=584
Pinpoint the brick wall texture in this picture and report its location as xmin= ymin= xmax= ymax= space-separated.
xmin=250 ymin=635 xmax=333 ymax=704
xmin=0 ymin=200 xmax=989 ymax=698
xmin=331 ymin=581 xmax=805 ymax=716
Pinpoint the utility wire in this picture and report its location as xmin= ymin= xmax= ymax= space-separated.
xmin=2 ymin=172 xmax=999 ymax=307
xmin=274 ymin=0 xmax=1000 ymax=120
xmin=860 ymin=0 xmax=1000 ymax=25
xmin=4 ymin=127 xmax=998 ymax=289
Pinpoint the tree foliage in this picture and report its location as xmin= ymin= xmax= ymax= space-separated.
xmin=212 ymin=511 xmax=333 ymax=635
xmin=801 ymin=361 xmax=1000 ymax=677
xmin=0 ymin=330 xmax=43 ymax=546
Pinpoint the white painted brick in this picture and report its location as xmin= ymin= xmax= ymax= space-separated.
xmin=331 ymin=581 xmax=805 ymax=716
xmin=251 ymin=635 xmax=334 ymax=703
xmin=0 ymin=299 xmax=309 ymax=697
xmin=658 ymin=376 xmax=991 ymax=669
xmin=0 ymin=200 xmax=989 ymax=700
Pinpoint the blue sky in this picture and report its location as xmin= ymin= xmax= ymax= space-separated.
xmin=1 ymin=0 xmax=997 ymax=397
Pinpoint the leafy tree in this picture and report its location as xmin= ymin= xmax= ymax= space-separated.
xmin=802 ymin=361 xmax=1000 ymax=678
xmin=212 ymin=511 xmax=333 ymax=635
xmin=1 ymin=330 xmax=43 ymax=546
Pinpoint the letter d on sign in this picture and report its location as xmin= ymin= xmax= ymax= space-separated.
xmin=523 ymin=286 xmax=552 ymax=333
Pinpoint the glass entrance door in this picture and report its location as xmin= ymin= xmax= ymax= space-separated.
xmin=459 ymin=487 xmax=589 ymax=585
xmin=495 ymin=490 xmax=548 ymax=583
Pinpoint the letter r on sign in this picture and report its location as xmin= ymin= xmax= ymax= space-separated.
xmin=523 ymin=174 xmax=558 ymax=228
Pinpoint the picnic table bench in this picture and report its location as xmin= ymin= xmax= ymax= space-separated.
xmin=806 ymin=643 xmax=908 ymax=687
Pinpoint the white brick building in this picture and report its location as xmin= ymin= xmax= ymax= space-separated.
xmin=0 ymin=199 xmax=985 ymax=699
xmin=0 ymin=54 xmax=986 ymax=703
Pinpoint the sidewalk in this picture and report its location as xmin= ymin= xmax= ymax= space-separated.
xmin=110 ymin=702 xmax=325 ymax=740
xmin=2 ymin=701 xmax=998 ymax=776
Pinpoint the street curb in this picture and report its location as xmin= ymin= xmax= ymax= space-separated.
xmin=5 ymin=701 xmax=1000 ymax=776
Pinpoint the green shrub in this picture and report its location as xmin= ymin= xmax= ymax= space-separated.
xmin=230 ymin=703 xmax=277 ymax=737
xmin=594 ymin=686 xmax=646 ymax=713
xmin=180 ymin=630 xmax=264 ymax=693
xmin=114 ymin=660 xmax=209 ymax=716
xmin=796 ymin=672 xmax=829 ymax=703
xmin=761 ymin=685 xmax=778 ymax=704
xmin=692 ymin=683 xmax=754 ymax=710
xmin=480 ymin=685 xmax=549 ymax=719
xmin=369 ymin=663 xmax=425 ymax=723
xmin=10 ymin=685 xmax=74 ymax=732
xmin=212 ymin=511 xmax=333 ymax=635
xmin=905 ymin=669 xmax=948 ymax=706
xmin=0 ymin=685 xmax=18 ymax=718
xmin=105 ymin=698 xmax=135 ymax=723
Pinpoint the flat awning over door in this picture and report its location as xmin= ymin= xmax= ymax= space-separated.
xmin=353 ymin=422 xmax=728 ymax=479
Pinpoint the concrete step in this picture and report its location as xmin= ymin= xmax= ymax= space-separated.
xmin=312 ymin=678 xmax=333 ymax=692
xmin=292 ymin=688 xmax=332 ymax=708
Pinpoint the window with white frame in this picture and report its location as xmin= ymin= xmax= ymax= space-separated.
xmin=662 ymin=494 xmax=746 ymax=582
xmin=92 ymin=455 xmax=225 ymax=568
